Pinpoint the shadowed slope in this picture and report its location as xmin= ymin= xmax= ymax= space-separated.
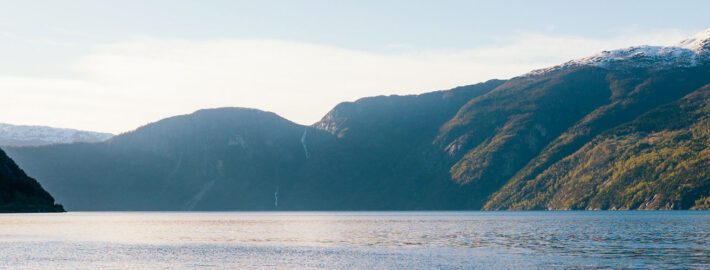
xmin=0 ymin=148 xmax=63 ymax=212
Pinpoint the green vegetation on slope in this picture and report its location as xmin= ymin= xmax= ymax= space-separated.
xmin=486 ymin=85 xmax=710 ymax=210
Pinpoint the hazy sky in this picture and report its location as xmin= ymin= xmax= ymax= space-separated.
xmin=1 ymin=0 xmax=708 ymax=133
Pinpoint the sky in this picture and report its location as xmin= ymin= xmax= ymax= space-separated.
xmin=1 ymin=0 xmax=709 ymax=134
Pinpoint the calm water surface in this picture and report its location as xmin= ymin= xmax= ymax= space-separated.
xmin=0 ymin=211 xmax=707 ymax=269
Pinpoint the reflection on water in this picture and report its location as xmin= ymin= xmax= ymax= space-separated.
xmin=0 ymin=211 xmax=707 ymax=269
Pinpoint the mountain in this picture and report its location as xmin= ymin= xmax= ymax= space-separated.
xmin=0 ymin=123 xmax=113 ymax=147
xmin=293 ymin=80 xmax=505 ymax=209
xmin=487 ymin=85 xmax=710 ymax=210
xmin=443 ymin=30 xmax=710 ymax=210
xmin=0 ymin=148 xmax=63 ymax=212
xmin=6 ymin=108 xmax=337 ymax=210
xmin=6 ymin=29 xmax=710 ymax=211
xmin=5 ymin=81 xmax=502 ymax=210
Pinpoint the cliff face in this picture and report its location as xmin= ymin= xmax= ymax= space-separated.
xmin=0 ymin=148 xmax=63 ymax=212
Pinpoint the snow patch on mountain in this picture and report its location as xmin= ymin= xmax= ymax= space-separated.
xmin=527 ymin=29 xmax=710 ymax=76
xmin=0 ymin=123 xmax=113 ymax=147
xmin=678 ymin=28 xmax=710 ymax=53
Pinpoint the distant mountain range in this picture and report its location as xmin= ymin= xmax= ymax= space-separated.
xmin=0 ymin=123 xmax=113 ymax=147
xmin=5 ymin=29 xmax=710 ymax=211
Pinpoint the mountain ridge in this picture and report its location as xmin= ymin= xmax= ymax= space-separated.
xmin=0 ymin=123 xmax=112 ymax=147
xmin=528 ymin=29 xmax=710 ymax=76
xmin=6 ymin=29 xmax=710 ymax=211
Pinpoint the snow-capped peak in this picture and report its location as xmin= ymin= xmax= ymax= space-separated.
xmin=0 ymin=123 xmax=113 ymax=147
xmin=527 ymin=29 xmax=710 ymax=76
xmin=677 ymin=28 xmax=710 ymax=53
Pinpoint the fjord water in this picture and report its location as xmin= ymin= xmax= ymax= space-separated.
xmin=0 ymin=212 xmax=707 ymax=269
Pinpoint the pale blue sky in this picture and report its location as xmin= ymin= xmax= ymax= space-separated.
xmin=1 ymin=1 xmax=708 ymax=133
